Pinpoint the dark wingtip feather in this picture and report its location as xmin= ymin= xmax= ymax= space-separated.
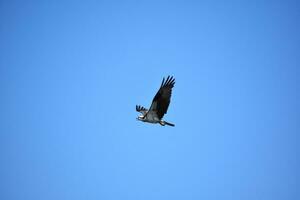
xmin=170 ymin=77 xmax=175 ymax=85
xmin=165 ymin=76 xmax=170 ymax=85
xmin=161 ymin=76 xmax=176 ymax=88
xmin=165 ymin=76 xmax=169 ymax=85
xmin=164 ymin=75 xmax=175 ymax=87
xmin=168 ymin=76 xmax=173 ymax=85
xmin=161 ymin=77 xmax=165 ymax=87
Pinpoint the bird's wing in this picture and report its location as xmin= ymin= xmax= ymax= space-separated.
xmin=149 ymin=76 xmax=175 ymax=119
xmin=136 ymin=105 xmax=148 ymax=115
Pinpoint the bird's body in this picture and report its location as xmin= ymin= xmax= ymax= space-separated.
xmin=136 ymin=76 xmax=175 ymax=127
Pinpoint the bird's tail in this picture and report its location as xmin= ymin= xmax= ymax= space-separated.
xmin=164 ymin=121 xmax=175 ymax=127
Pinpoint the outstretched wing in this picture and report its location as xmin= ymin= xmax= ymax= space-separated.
xmin=136 ymin=105 xmax=148 ymax=115
xmin=149 ymin=76 xmax=175 ymax=119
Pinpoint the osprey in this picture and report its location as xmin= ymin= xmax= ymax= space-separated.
xmin=136 ymin=76 xmax=175 ymax=127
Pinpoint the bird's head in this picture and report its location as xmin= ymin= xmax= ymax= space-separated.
xmin=137 ymin=115 xmax=145 ymax=121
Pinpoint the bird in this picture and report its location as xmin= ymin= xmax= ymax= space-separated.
xmin=136 ymin=76 xmax=175 ymax=127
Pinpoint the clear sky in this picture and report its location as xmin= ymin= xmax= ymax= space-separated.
xmin=1 ymin=1 xmax=299 ymax=200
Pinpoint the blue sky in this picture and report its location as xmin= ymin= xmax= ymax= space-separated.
xmin=1 ymin=1 xmax=299 ymax=199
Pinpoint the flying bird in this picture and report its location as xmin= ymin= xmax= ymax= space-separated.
xmin=136 ymin=76 xmax=175 ymax=127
